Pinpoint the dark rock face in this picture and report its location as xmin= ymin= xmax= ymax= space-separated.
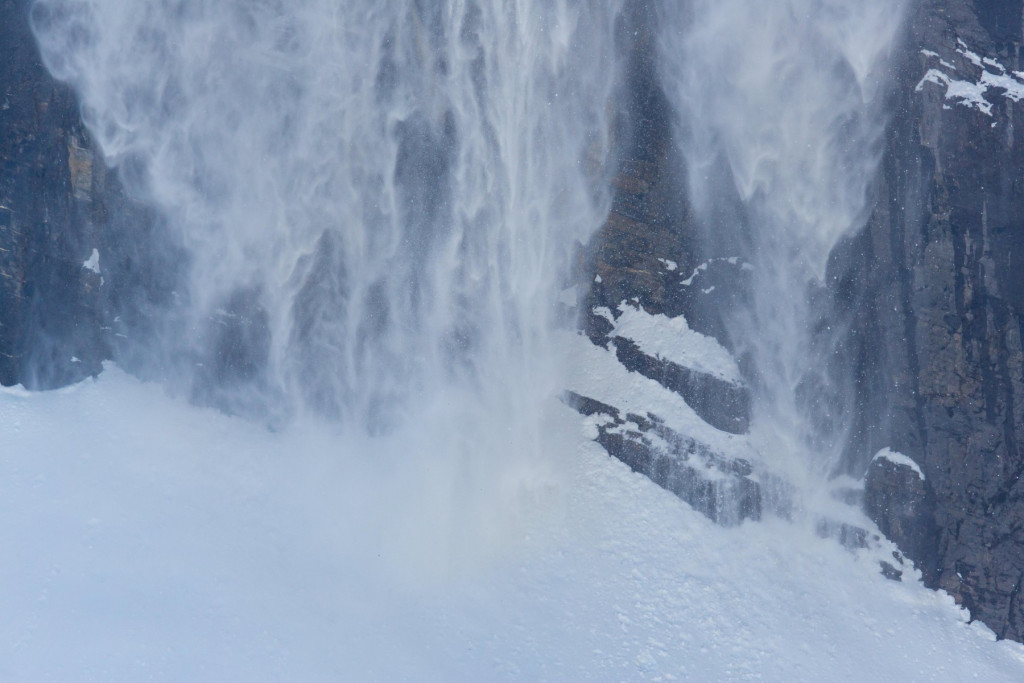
xmin=585 ymin=0 xmax=1024 ymax=643
xmin=0 ymin=0 xmax=179 ymax=389
xmin=564 ymin=6 xmax=765 ymax=526
xmin=880 ymin=560 xmax=905 ymax=582
xmin=844 ymin=0 xmax=1024 ymax=642
xmin=587 ymin=9 xmax=692 ymax=324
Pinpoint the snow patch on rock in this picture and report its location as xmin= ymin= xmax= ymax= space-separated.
xmin=608 ymin=303 xmax=743 ymax=385
xmin=680 ymin=256 xmax=743 ymax=286
xmin=564 ymin=330 xmax=752 ymax=459
xmin=916 ymin=41 xmax=1024 ymax=117
xmin=872 ymin=448 xmax=924 ymax=480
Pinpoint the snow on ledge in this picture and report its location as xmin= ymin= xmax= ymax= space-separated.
xmin=872 ymin=448 xmax=924 ymax=480
xmin=602 ymin=302 xmax=743 ymax=385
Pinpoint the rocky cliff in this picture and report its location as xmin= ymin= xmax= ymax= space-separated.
xmin=847 ymin=0 xmax=1024 ymax=641
xmin=567 ymin=0 xmax=1024 ymax=643
xmin=0 ymin=0 xmax=178 ymax=390
xmin=0 ymin=0 xmax=104 ymax=386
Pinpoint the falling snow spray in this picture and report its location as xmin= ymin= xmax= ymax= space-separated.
xmin=656 ymin=0 xmax=907 ymax=516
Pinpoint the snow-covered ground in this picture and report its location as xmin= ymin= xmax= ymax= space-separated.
xmin=2 ymin=367 xmax=1024 ymax=681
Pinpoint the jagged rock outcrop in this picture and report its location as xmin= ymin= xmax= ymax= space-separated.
xmin=843 ymin=0 xmax=1024 ymax=641
xmin=610 ymin=335 xmax=750 ymax=434
xmin=584 ymin=0 xmax=1024 ymax=642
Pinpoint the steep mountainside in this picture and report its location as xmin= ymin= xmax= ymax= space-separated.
xmin=848 ymin=0 xmax=1024 ymax=641
xmin=6 ymin=0 xmax=1024 ymax=644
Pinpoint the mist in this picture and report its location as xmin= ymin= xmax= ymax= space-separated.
xmin=31 ymin=0 xmax=623 ymax=452
xmin=656 ymin=0 xmax=907 ymax=507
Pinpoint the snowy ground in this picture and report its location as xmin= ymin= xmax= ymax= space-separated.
xmin=2 ymin=367 xmax=1024 ymax=681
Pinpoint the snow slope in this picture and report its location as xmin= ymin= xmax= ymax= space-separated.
xmin=2 ymin=367 xmax=1023 ymax=681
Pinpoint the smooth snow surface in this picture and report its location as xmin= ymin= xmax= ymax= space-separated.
xmin=3 ymin=368 xmax=1024 ymax=681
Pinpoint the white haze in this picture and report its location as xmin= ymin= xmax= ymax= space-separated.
xmin=31 ymin=0 xmax=623 ymax=442
xmin=657 ymin=0 xmax=906 ymax=500
xmin=28 ymin=0 xmax=629 ymax=578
